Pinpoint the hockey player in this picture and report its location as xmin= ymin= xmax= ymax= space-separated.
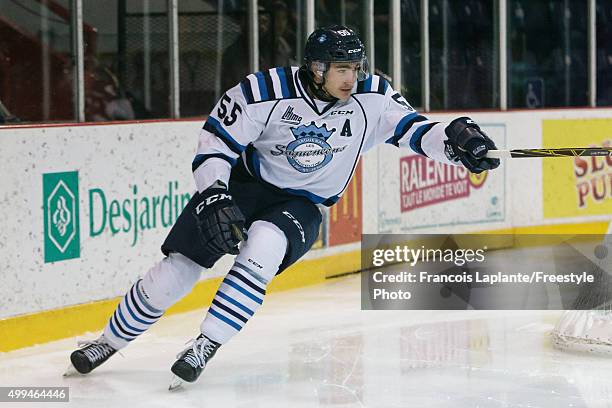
xmin=67 ymin=25 xmax=499 ymax=387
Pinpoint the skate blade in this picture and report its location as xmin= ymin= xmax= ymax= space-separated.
xmin=63 ymin=364 xmax=80 ymax=377
xmin=168 ymin=375 xmax=184 ymax=391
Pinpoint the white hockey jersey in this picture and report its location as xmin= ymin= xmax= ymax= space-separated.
xmin=192 ymin=66 xmax=456 ymax=206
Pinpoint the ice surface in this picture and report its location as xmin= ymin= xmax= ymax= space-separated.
xmin=2 ymin=272 xmax=612 ymax=407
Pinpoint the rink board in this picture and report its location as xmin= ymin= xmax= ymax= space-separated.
xmin=1 ymin=108 xmax=611 ymax=351
xmin=362 ymin=109 xmax=612 ymax=234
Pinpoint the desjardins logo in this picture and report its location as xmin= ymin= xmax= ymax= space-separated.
xmin=42 ymin=172 xmax=191 ymax=263
xmin=88 ymin=181 xmax=191 ymax=246
xmin=43 ymin=171 xmax=81 ymax=262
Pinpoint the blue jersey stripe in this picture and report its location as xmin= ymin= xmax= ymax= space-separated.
xmin=275 ymin=67 xmax=290 ymax=98
xmin=262 ymin=70 xmax=276 ymax=99
xmin=204 ymin=117 xmax=247 ymax=153
xmin=255 ymin=71 xmax=269 ymax=100
xmin=212 ymin=299 xmax=249 ymax=323
xmin=240 ymin=79 xmax=255 ymax=104
xmin=393 ymin=112 xmax=419 ymax=137
xmin=135 ymin=280 xmax=163 ymax=315
xmin=109 ymin=319 xmax=133 ymax=342
xmin=228 ymin=270 xmax=266 ymax=295
xmin=112 ymin=313 xmax=140 ymax=338
xmin=123 ymin=297 xmax=155 ymax=326
xmin=228 ymin=270 xmax=266 ymax=294
xmin=128 ymin=289 xmax=160 ymax=321
xmin=409 ymin=122 xmax=436 ymax=156
xmin=284 ymin=67 xmax=298 ymax=98
xmin=364 ymin=75 xmax=373 ymax=92
xmin=322 ymin=195 xmax=341 ymax=206
xmin=222 ymin=279 xmax=264 ymax=304
xmin=377 ymin=78 xmax=388 ymax=94
xmin=192 ymin=153 xmax=237 ymax=172
xmin=116 ymin=308 xmax=146 ymax=334
xmin=217 ymin=291 xmax=255 ymax=316
xmin=386 ymin=113 xmax=427 ymax=147
xmin=209 ymin=308 xmax=242 ymax=331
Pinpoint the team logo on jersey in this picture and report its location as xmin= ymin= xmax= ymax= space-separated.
xmin=280 ymin=106 xmax=303 ymax=125
xmin=271 ymin=121 xmax=347 ymax=173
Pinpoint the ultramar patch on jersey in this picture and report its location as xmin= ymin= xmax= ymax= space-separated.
xmin=271 ymin=121 xmax=348 ymax=173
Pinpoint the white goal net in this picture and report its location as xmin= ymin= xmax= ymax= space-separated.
xmin=551 ymin=222 xmax=612 ymax=354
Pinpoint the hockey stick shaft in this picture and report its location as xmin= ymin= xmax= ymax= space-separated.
xmin=485 ymin=147 xmax=612 ymax=159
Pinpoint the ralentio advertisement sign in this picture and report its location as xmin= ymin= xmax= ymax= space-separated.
xmin=399 ymin=155 xmax=488 ymax=212
xmin=376 ymin=124 xmax=506 ymax=233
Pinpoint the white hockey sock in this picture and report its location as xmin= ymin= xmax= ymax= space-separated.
xmin=103 ymin=252 xmax=202 ymax=349
xmin=103 ymin=279 xmax=164 ymax=349
xmin=201 ymin=221 xmax=288 ymax=344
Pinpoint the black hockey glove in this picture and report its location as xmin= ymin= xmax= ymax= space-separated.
xmin=192 ymin=184 xmax=248 ymax=256
xmin=444 ymin=117 xmax=500 ymax=174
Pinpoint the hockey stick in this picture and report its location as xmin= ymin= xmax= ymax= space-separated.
xmin=486 ymin=147 xmax=612 ymax=159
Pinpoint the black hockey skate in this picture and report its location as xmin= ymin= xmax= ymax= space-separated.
xmin=67 ymin=336 xmax=118 ymax=375
xmin=169 ymin=334 xmax=220 ymax=390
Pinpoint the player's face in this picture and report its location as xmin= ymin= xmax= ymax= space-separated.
xmin=322 ymin=62 xmax=360 ymax=101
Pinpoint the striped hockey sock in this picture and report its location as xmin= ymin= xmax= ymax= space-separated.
xmin=201 ymin=262 xmax=268 ymax=344
xmin=103 ymin=279 xmax=164 ymax=349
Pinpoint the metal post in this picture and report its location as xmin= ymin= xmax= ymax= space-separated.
xmin=421 ymin=0 xmax=430 ymax=111
xmin=296 ymin=0 xmax=304 ymax=62
xmin=499 ymin=0 xmax=507 ymax=110
xmin=71 ymin=0 xmax=84 ymax=122
xmin=168 ymin=0 xmax=179 ymax=118
xmin=306 ymin=0 xmax=314 ymax=35
xmin=588 ymin=0 xmax=596 ymax=107
xmin=563 ymin=0 xmax=570 ymax=106
xmin=41 ymin=0 xmax=50 ymax=121
xmin=214 ymin=0 xmax=224 ymax=100
xmin=365 ymin=0 xmax=375 ymax=71
xmin=248 ymin=0 xmax=259 ymax=73
xmin=143 ymin=0 xmax=152 ymax=111
xmin=118 ymin=0 xmax=127 ymax=88
xmin=391 ymin=0 xmax=401 ymax=90
xmin=441 ymin=0 xmax=448 ymax=109
xmin=492 ymin=0 xmax=498 ymax=107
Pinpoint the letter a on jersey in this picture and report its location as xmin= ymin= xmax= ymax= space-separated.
xmin=340 ymin=119 xmax=353 ymax=137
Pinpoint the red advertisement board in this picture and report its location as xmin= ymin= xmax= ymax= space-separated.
xmin=329 ymin=161 xmax=362 ymax=246
xmin=400 ymin=155 xmax=487 ymax=213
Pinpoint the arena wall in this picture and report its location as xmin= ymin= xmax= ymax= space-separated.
xmin=1 ymin=108 xmax=610 ymax=351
